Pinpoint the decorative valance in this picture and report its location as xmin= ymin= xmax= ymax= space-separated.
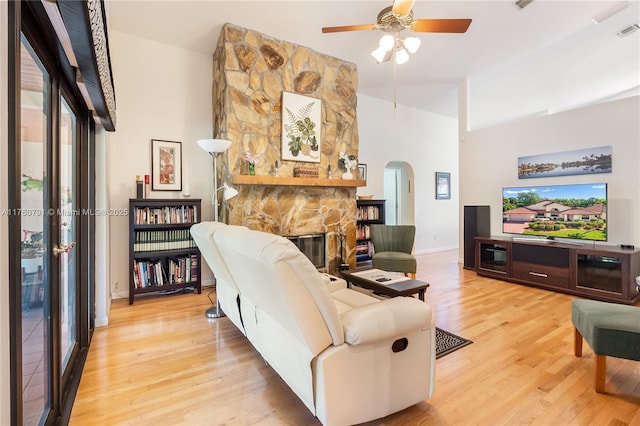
xmin=58 ymin=0 xmax=116 ymax=131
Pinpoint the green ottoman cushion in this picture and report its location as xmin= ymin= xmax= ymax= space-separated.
xmin=571 ymin=299 xmax=640 ymax=362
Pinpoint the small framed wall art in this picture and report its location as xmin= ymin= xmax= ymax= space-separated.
xmin=151 ymin=139 xmax=182 ymax=191
xmin=358 ymin=163 xmax=367 ymax=180
xmin=435 ymin=171 xmax=451 ymax=200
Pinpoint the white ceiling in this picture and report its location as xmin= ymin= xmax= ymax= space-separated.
xmin=106 ymin=0 xmax=640 ymax=129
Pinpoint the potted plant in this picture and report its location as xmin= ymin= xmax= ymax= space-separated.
xmin=338 ymin=152 xmax=357 ymax=179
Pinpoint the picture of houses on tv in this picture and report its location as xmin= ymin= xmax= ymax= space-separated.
xmin=503 ymin=183 xmax=607 ymax=242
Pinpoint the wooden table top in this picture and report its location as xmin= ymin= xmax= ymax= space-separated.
xmin=340 ymin=268 xmax=429 ymax=298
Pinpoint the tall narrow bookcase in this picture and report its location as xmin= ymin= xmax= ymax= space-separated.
xmin=128 ymin=198 xmax=202 ymax=304
xmin=356 ymin=199 xmax=385 ymax=264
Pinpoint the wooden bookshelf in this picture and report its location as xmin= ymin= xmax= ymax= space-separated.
xmin=128 ymin=198 xmax=202 ymax=304
xmin=356 ymin=199 xmax=385 ymax=264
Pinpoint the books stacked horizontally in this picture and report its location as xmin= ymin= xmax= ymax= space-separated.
xmin=293 ymin=166 xmax=319 ymax=178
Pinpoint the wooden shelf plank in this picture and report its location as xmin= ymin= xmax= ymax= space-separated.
xmin=232 ymin=175 xmax=366 ymax=187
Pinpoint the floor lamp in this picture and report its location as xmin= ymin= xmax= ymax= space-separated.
xmin=197 ymin=138 xmax=238 ymax=318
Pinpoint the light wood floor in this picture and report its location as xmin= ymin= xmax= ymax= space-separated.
xmin=70 ymin=250 xmax=640 ymax=425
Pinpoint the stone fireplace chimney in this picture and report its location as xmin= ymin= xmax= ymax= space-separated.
xmin=211 ymin=24 xmax=362 ymax=272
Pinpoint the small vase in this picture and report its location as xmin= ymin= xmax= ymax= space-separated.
xmin=342 ymin=169 xmax=353 ymax=180
xmin=248 ymin=162 xmax=256 ymax=176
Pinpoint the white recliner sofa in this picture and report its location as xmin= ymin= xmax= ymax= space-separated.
xmin=190 ymin=221 xmax=435 ymax=426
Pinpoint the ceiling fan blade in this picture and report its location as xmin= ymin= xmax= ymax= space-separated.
xmin=392 ymin=0 xmax=415 ymax=16
xmin=412 ymin=19 xmax=472 ymax=33
xmin=321 ymin=24 xmax=376 ymax=33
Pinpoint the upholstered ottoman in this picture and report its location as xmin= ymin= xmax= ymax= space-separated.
xmin=571 ymin=299 xmax=640 ymax=393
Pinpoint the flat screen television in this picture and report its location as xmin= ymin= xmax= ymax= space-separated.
xmin=502 ymin=183 xmax=607 ymax=242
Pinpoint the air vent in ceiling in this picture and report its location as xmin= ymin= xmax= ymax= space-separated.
xmin=617 ymin=23 xmax=640 ymax=38
xmin=514 ymin=0 xmax=534 ymax=10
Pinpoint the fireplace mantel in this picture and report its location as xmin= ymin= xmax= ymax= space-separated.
xmin=232 ymin=176 xmax=366 ymax=188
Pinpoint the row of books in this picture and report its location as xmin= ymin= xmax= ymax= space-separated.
xmin=133 ymin=229 xmax=196 ymax=253
xmin=356 ymin=241 xmax=375 ymax=256
xmin=133 ymin=254 xmax=198 ymax=288
xmin=134 ymin=205 xmax=198 ymax=225
xmin=357 ymin=206 xmax=380 ymax=221
xmin=356 ymin=224 xmax=372 ymax=240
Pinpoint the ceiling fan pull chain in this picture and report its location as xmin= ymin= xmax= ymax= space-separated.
xmin=393 ymin=49 xmax=397 ymax=113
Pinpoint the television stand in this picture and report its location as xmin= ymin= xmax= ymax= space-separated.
xmin=475 ymin=236 xmax=640 ymax=304
xmin=511 ymin=236 xmax=583 ymax=246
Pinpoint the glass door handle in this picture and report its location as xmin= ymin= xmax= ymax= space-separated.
xmin=53 ymin=241 xmax=76 ymax=256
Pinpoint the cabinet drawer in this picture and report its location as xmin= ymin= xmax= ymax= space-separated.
xmin=512 ymin=261 xmax=570 ymax=288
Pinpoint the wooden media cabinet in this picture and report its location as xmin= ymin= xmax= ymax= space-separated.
xmin=474 ymin=236 xmax=640 ymax=304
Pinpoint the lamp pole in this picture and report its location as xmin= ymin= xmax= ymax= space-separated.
xmin=212 ymin=151 xmax=219 ymax=222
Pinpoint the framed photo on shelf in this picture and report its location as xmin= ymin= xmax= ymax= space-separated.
xmin=435 ymin=171 xmax=451 ymax=200
xmin=358 ymin=163 xmax=367 ymax=180
xmin=151 ymin=139 xmax=182 ymax=191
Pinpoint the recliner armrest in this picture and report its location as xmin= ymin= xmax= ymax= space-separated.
xmin=321 ymin=273 xmax=347 ymax=292
xmin=341 ymin=297 xmax=432 ymax=345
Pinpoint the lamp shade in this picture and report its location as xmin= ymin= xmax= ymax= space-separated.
xmin=371 ymin=47 xmax=388 ymax=63
xmin=379 ymin=34 xmax=395 ymax=51
xmin=403 ymin=36 xmax=421 ymax=54
xmin=222 ymin=183 xmax=239 ymax=200
xmin=197 ymin=138 xmax=231 ymax=154
xmin=395 ymin=48 xmax=410 ymax=65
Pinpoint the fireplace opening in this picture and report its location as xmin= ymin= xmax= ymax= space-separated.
xmin=286 ymin=233 xmax=326 ymax=271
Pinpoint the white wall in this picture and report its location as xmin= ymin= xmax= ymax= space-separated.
xmin=0 ymin=1 xmax=10 ymax=422
xmin=107 ymin=31 xmax=216 ymax=300
xmin=459 ymin=96 xmax=640 ymax=253
xmin=357 ymin=95 xmax=460 ymax=254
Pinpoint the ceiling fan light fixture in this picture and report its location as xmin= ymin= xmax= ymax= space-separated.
xmin=395 ymin=47 xmax=410 ymax=64
xmin=379 ymin=34 xmax=396 ymax=51
xmin=371 ymin=47 xmax=388 ymax=63
xmin=403 ymin=36 xmax=421 ymax=53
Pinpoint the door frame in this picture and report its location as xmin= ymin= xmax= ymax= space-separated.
xmin=383 ymin=161 xmax=415 ymax=225
xmin=8 ymin=2 xmax=95 ymax=424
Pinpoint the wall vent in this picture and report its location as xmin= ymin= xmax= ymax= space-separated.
xmin=514 ymin=0 xmax=534 ymax=9
xmin=617 ymin=23 xmax=640 ymax=38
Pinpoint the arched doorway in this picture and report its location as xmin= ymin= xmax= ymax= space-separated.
xmin=383 ymin=161 xmax=415 ymax=225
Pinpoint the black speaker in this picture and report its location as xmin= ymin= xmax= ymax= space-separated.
xmin=463 ymin=205 xmax=490 ymax=269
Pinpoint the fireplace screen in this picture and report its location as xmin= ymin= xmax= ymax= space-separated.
xmin=287 ymin=233 xmax=326 ymax=270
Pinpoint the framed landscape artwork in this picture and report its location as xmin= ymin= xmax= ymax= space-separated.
xmin=281 ymin=91 xmax=321 ymax=163
xmin=436 ymin=172 xmax=451 ymax=200
xmin=517 ymin=145 xmax=612 ymax=179
xmin=151 ymin=139 xmax=182 ymax=191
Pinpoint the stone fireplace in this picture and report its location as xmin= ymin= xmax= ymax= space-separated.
xmin=211 ymin=24 xmax=361 ymax=272
xmin=286 ymin=233 xmax=327 ymax=270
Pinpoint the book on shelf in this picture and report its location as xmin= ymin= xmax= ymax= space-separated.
xmin=133 ymin=229 xmax=196 ymax=253
xmin=356 ymin=224 xmax=371 ymax=240
xmin=134 ymin=205 xmax=198 ymax=225
xmin=356 ymin=205 xmax=380 ymax=221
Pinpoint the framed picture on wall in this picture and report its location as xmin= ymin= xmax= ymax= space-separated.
xmin=435 ymin=172 xmax=451 ymax=200
xmin=358 ymin=164 xmax=367 ymax=180
xmin=151 ymin=139 xmax=182 ymax=191
xmin=281 ymin=91 xmax=321 ymax=163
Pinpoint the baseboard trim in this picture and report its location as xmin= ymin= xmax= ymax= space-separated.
xmin=111 ymin=290 xmax=129 ymax=300
xmin=415 ymin=246 xmax=458 ymax=256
